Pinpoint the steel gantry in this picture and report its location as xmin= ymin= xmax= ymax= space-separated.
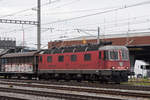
xmin=0 ymin=19 xmax=37 ymax=25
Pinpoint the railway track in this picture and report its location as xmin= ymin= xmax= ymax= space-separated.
xmin=0 ymin=86 xmax=123 ymax=100
xmin=0 ymin=78 xmax=150 ymax=91
xmin=0 ymin=96 xmax=26 ymax=100
xmin=128 ymin=80 xmax=150 ymax=83
xmin=0 ymin=79 xmax=149 ymax=99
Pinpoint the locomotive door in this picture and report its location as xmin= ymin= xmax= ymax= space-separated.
xmin=65 ymin=55 xmax=70 ymax=69
xmin=65 ymin=54 xmax=78 ymax=69
xmin=98 ymin=51 xmax=105 ymax=69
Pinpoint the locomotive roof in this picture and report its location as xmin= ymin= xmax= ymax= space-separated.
xmin=1 ymin=51 xmax=39 ymax=58
xmin=43 ymin=42 xmax=128 ymax=54
xmin=43 ymin=43 xmax=101 ymax=54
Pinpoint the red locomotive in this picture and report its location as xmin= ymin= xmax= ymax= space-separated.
xmin=0 ymin=43 xmax=130 ymax=83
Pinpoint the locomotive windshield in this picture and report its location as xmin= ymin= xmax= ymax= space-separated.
xmin=109 ymin=51 xmax=119 ymax=60
xmin=104 ymin=50 xmax=129 ymax=61
xmin=99 ymin=45 xmax=129 ymax=61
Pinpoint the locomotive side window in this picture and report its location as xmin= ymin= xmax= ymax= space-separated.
xmin=71 ymin=55 xmax=77 ymax=62
xmin=58 ymin=55 xmax=64 ymax=62
xmin=109 ymin=51 xmax=119 ymax=60
xmin=84 ymin=54 xmax=91 ymax=61
xmin=104 ymin=51 xmax=109 ymax=60
xmin=39 ymin=56 xmax=42 ymax=63
xmin=121 ymin=50 xmax=128 ymax=60
xmin=99 ymin=52 xmax=101 ymax=59
xmin=47 ymin=56 xmax=52 ymax=62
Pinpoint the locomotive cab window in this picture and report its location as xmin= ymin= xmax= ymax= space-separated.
xmin=58 ymin=55 xmax=64 ymax=62
xmin=47 ymin=56 xmax=52 ymax=62
xmin=84 ymin=54 xmax=91 ymax=61
xmin=71 ymin=55 xmax=77 ymax=62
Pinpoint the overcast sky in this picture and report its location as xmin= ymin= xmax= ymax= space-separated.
xmin=0 ymin=0 xmax=150 ymax=49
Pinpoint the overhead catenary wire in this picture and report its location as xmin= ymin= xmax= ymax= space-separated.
xmin=40 ymin=26 xmax=150 ymax=42
xmin=5 ymin=0 xmax=83 ymax=20
xmin=74 ymin=14 xmax=150 ymax=28
xmin=43 ymin=0 xmax=150 ymax=25
xmin=0 ymin=0 xmax=82 ymax=19
xmin=0 ymin=0 xmax=61 ymax=18
xmin=42 ymin=5 xmax=119 ymax=15
xmin=0 ymin=0 xmax=149 ymax=47
xmin=40 ymin=30 xmax=150 ymax=43
xmin=1 ymin=15 xmax=150 ymax=36
xmin=1 ymin=0 xmax=149 ymax=33
xmin=15 ymin=28 xmax=150 ymax=48
xmin=6 ymin=24 xmax=150 ymax=44
xmin=48 ymin=0 xmax=81 ymax=9
xmin=0 ymin=0 xmax=83 ymax=34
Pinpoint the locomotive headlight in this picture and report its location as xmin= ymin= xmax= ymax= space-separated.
xmin=112 ymin=66 xmax=115 ymax=70
xmin=126 ymin=67 xmax=129 ymax=69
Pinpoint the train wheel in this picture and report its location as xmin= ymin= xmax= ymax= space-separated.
xmin=17 ymin=76 xmax=21 ymax=79
xmin=4 ymin=75 xmax=7 ymax=79
xmin=121 ymin=75 xmax=128 ymax=82
xmin=99 ymin=76 xmax=109 ymax=84
xmin=65 ymin=74 xmax=71 ymax=82
xmin=27 ymin=76 xmax=32 ymax=80
xmin=38 ymin=75 xmax=42 ymax=80
xmin=77 ymin=79 xmax=82 ymax=82
xmin=8 ymin=75 xmax=12 ymax=79
xmin=112 ymin=75 xmax=120 ymax=84
xmin=76 ymin=74 xmax=82 ymax=82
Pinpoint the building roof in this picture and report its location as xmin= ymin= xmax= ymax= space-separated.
xmin=48 ymin=32 xmax=150 ymax=49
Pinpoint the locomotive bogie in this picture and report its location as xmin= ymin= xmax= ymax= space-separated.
xmin=38 ymin=69 xmax=129 ymax=83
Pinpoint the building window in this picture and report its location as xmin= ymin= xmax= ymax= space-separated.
xmin=58 ymin=55 xmax=64 ymax=62
xmin=71 ymin=55 xmax=77 ymax=62
xmin=47 ymin=56 xmax=52 ymax=62
xmin=84 ymin=54 xmax=91 ymax=61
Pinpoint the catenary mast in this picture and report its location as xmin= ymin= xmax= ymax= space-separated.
xmin=37 ymin=0 xmax=41 ymax=50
